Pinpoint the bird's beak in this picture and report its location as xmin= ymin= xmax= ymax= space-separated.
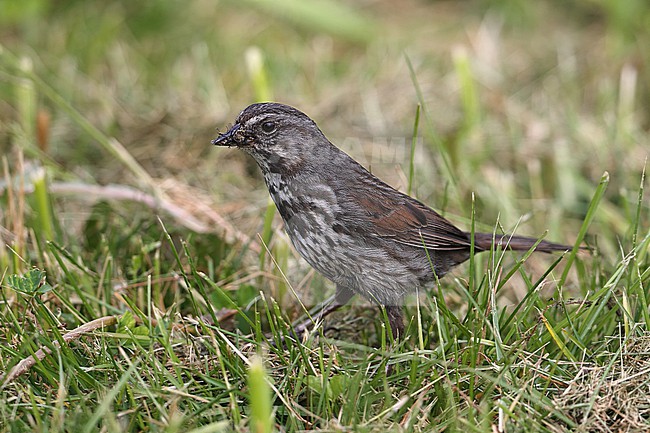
xmin=212 ymin=123 xmax=241 ymax=147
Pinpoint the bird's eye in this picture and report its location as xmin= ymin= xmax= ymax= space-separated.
xmin=261 ymin=121 xmax=276 ymax=133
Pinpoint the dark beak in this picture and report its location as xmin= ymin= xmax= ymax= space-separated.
xmin=211 ymin=123 xmax=240 ymax=146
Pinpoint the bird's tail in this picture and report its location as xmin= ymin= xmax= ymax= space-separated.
xmin=471 ymin=232 xmax=573 ymax=253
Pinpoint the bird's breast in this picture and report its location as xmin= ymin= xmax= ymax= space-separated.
xmin=264 ymin=173 xmax=342 ymax=259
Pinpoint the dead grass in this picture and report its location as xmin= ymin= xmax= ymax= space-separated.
xmin=553 ymin=331 xmax=650 ymax=432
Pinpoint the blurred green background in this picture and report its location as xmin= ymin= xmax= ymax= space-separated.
xmin=2 ymin=0 xmax=648 ymax=281
xmin=2 ymin=0 xmax=647 ymax=240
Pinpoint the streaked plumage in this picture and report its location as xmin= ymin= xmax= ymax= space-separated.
xmin=213 ymin=102 xmax=572 ymax=337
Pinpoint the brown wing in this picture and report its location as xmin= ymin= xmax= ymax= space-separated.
xmin=334 ymin=167 xmax=472 ymax=251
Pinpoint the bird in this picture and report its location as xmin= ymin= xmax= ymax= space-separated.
xmin=212 ymin=102 xmax=573 ymax=339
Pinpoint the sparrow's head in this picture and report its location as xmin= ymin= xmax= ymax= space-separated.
xmin=212 ymin=102 xmax=330 ymax=175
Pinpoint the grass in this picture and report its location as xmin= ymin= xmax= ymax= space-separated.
xmin=1 ymin=0 xmax=650 ymax=432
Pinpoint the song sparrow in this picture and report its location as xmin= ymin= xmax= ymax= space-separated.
xmin=212 ymin=102 xmax=572 ymax=338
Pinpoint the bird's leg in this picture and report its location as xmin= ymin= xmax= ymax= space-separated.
xmin=385 ymin=306 xmax=405 ymax=340
xmin=290 ymin=285 xmax=355 ymax=338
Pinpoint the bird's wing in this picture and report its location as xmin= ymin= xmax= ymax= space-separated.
xmin=334 ymin=170 xmax=472 ymax=251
